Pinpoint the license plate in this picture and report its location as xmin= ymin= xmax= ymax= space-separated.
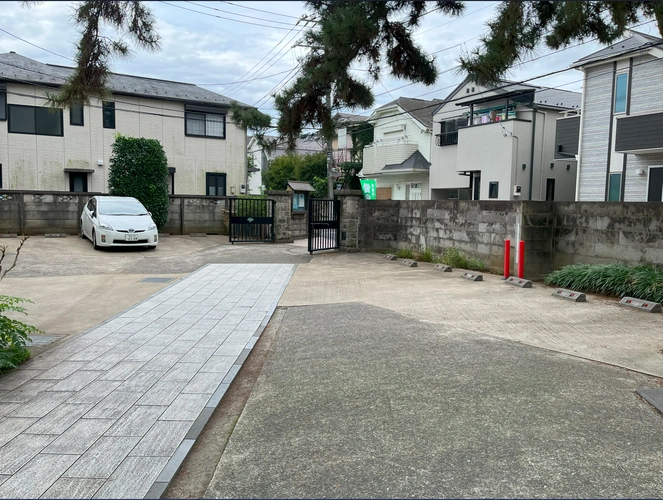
xmin=125 ymin=234 xmax=138 ymax=241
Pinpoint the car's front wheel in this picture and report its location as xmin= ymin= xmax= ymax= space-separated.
xmin=79 ymin=221 xmax=85 ymax=239
xmin=146 ymin=245 xmax=157 ymax=250
xmin=92 ymin=229 xmax=99 ymax=250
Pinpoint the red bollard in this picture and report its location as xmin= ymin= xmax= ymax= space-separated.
xmin=504 ymin=239 xmax=510 ymax=278
xmin=518 ymin=240 xmax=525 ymax=279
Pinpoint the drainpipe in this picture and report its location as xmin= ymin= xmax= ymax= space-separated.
xmin=528 ymin=104 xmax=538 ymax=200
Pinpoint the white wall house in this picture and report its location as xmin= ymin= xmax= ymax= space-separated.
xmin=0 ymin=52 xmax=249 ymax=196
xmin=572 ymin=30 xmax=663 ymax=202
xmin=361 ymin=97 xmax=442 ymax=200
xmin=430 ymin=80 xmax=581 ymax=201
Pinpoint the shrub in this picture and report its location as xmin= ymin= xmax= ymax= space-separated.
xmin=108 ymin=134 xmax=170 ymax=229
xmin=544 ymin=263 xmax=663 ymax=303
xmin=416 ymin=248 xmax=434 ymax=263
xmin=0 ymin=296 xmax=42 ymax=373
xmin=396 ymin=248 xmax=414 ymax=259
xmin=442 ymin=247 xmax=485 ymax=271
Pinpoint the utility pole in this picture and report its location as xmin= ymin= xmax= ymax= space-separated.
xmin=326 ymin=88 xmax=334 ymax=199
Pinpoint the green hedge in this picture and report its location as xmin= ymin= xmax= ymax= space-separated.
xmin=108 ymin=134 xmax=170 ymax=229
xmin=544 ymin=263 xmax=663 ymax=303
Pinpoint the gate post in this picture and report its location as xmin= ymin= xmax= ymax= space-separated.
xmin=265 ymin=190 xmax=294 ymax=243
xmin=336 ymin=189 xmax=363 ymax=252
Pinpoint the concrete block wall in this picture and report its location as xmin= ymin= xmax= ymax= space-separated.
xmin=553 ymin=202 xmax=663 ymax=268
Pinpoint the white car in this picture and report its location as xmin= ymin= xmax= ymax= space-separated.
xmin=80 ymin=196 xmax=158 ymax=250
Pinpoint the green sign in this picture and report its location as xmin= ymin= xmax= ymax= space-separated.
xmin=360 ymin=179 xmax=377 ymax=200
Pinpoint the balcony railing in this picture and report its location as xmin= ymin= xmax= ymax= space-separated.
xmin=435 ymin=132 xmax=458 ymax=147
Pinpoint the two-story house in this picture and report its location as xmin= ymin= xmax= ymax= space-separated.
xmin=571 ymin=30 xmax=663 ymax=202
xmin=0 ymin=52 xmax=249 ymax=196
xmin=430 ymin=80 xmax=581 ymax=201
xmin=361 ymin=97 xmax=443 ymax=200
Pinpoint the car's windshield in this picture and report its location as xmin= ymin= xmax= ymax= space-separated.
xmin=98 ymin=200 xmax=148 ymax=216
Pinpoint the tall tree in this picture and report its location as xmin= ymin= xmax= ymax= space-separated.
xmin=459 ymin=1 xmax=663 ymax=85
xmin=273 ymin=1 xmax=465 ymax=151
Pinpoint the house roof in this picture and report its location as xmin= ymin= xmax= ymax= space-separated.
xmin=0 ymin=52 xmax=248 ymax=108
xmin=455 ymin=81 xmax=581 ymax=110
xmin=332 ymin=112 xmax=367 ymax=124
xmin=572 ymin=30 xmax=663 ymax=67
xmin=287 ymin=181 xmax=315 ymax=192
xmin=382 ymin=150 xmax=430 ymax=172
xmin=375 ymin=97 xmax=444 ymax=129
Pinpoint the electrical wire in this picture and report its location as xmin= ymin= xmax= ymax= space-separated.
xmin=0 ymin=27 xmax=73 ymax=62
xmin=183 ymin=0 xmax=309 ymax=26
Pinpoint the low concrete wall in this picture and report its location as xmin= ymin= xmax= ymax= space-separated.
xmin=356 ymin=200 xmax=663 ymax=280
xmin=0 ymin=190 xmax=230 ymax=236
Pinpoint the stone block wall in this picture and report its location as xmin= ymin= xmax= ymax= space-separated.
xmin=291 ymin=211 xmax=307 ymax=238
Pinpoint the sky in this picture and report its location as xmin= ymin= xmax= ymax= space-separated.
xmin=2 ymin=1 xmax=661 ymax=130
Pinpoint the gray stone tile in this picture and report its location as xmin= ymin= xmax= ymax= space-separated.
xmin=0 ymin=454 xmax=78 ymax=499
xmin=92 ymin=456 xmax=169 ymax=499
xmin=42 ymin=418 xmax=114 ymax=455
xmin=116 ymin=370 xmax=164 ymax=392
xmin=0 ymin=417 xmax=37 ymax=447
xmin=63 ymin=436 xmax=141 ymax=479
xmin=41 ymin=478 xmax=105 ymax=499
xmin=0 ymin=477 xmax=7 ymax=487
xmin=130 ymin=420 xmax=191 ymax=457
xmin=235 ymin=319 xmax=262 ymax=332
xmin=222 ymin=364 xmax=242 ymax=385
xmin=98 ymin=361 xmax=145 ymax=381
xmin=179 ymin=347 xmax=214 ymax=364
xmin=65 ymin=381 xmax=121 ymax=404
xmin=182 ymin=373 xmax=222 ymax=395
xmin=46 ymin=371 xmax=102 ymax=392
xmin=123 ymin=344 xmax=164 ymax=362
xmin=83 ymin=391 xmax=142 ymax=419
xmin=0 ymin=434 xmax=56 ymax=474
xmin=213 ymin=342 xmax=246 ymax=358
xmin=0 ymin=369 xmax=44 ymax=391
xmin=34 ymin=362 xmax=87 ymax=381
xmin=159 ymin=393 xmax=210 ymax=421
xmin=199 ymin=355 xmax=236 ymax=374
xmin=141 ymin=353 xmax=184 ymax=372
xmin=136 ymin=381 xmax=187 ymax=406
xmin=66 ymin=344 xmax=114 ymax=362
xmin=159 ymin=362 xmax=202 ymax=382
xmin=0 ymin=380 xmax=56 ymax=403
xmin=24 ymin=403 xmax=94 ymax=435
xmin=205 ymin=383 xmax=230 ymax=409
xmin=9 ymin=391 xmax=73 ymax=418
xmin=155 ymin=439 xmax=195 ymax=483
xmin=0 ymin=403 xmax=17 ymax=417
xmin=105 ymin=406 xmax=167 ymax=437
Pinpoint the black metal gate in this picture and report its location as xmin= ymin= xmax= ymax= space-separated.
xmin=308 ymin=199 xmax=340 ymax=254
xmin=229 ymin=198 xmax=275 ymax=243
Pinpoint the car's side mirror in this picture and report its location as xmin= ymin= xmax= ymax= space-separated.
xmin=91 ymin=211 xmax=96 ymax=218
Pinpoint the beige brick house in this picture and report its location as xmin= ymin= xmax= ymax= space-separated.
xmin=0 ymin=52 xmax=248 ymax=196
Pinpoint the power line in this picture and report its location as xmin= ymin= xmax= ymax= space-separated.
xmin=158 ymin=1 xmax=306 ymax=31
xmin=183 ymin=0 xmax=306 ymax=27
xmin=414 ymin=2 xmax=499 ymax=38
xmin=218 ymin=1 xmax=304 ymax=20
xmin=0 ymin=27 xmax=73 ymax=62
xmin=195 ymin=69 xmax=295 ymax=87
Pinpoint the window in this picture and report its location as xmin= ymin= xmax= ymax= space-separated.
xmin=449 ymin=189 xmax=459 ymax=199
xmin=70 ymin=103 xmax=84 ymax=126
xmin=206 ymin=172 xmax=226 ymax=196
xmin=608 ymin=173 xmax=622 ymax=201
xmin=8 ymin=104 xmax=63 ymax=136
xmin=546 ymin=178 xmax=556 ymax=201
xmin=614 ymin=73 xmax=628 ymax=114
xmin=186 ymin=111 xmax=226 ymax=138
xmin=488 ymin=181 xmax=499 ymax=199
xmin=0 ymin=163 xmax=3 ymax=188
xmin=103 ymin=101 xmax=115 ymax=129
xmin=0 ymin=84 xmax=6 ymax=121
xmin=69 ymin=172 xmax=88 ymax=192
xmin=436 ymin=118 xmax=461 ymax=146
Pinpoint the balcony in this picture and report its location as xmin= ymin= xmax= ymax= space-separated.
xmin=615 ymin=112 xmax=663 ymax=154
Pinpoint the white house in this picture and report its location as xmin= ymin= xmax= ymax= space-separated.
xmin=0 ymin=52 xmax=249 ymax=196
xmin=361 ymin=97 xmax=443 ymax=200
xmin=572 ymin=30 xmax=663 ymax=201
xmin=430 ymin=80 xmax=581 ymax=201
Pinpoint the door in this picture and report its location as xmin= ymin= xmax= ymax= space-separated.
xmin=647 ymin=167 xmax=663 ymax=201
xmin=546 ymin=178 xmax=556 ymax=201
xmin=472 ymin=174 xmax=481 ymax=200
xmin=409 ymin=183 xmax=422 ymax=200
xmin=69 ymin=172 xmax=88 ymax=192
xmin=206 ymin=172 xmax=227 ymax=196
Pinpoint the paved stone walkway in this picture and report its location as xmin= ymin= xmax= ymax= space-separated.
xmin=0 ymin=263 xmax=295 ymax=499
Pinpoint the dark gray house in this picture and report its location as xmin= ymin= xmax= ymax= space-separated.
xmin=572 ymin=30 xmax=663 ymax=201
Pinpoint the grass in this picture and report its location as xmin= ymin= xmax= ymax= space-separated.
xmin=415 ymin=249 xmax=434 ymax=263
xmin=395 ymin=248 xmax=414 ymax=259
xmin=544 ymin=263 xmax=663 ymax=303
xmin=442 ymin=247 xmax=486 ymax=271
